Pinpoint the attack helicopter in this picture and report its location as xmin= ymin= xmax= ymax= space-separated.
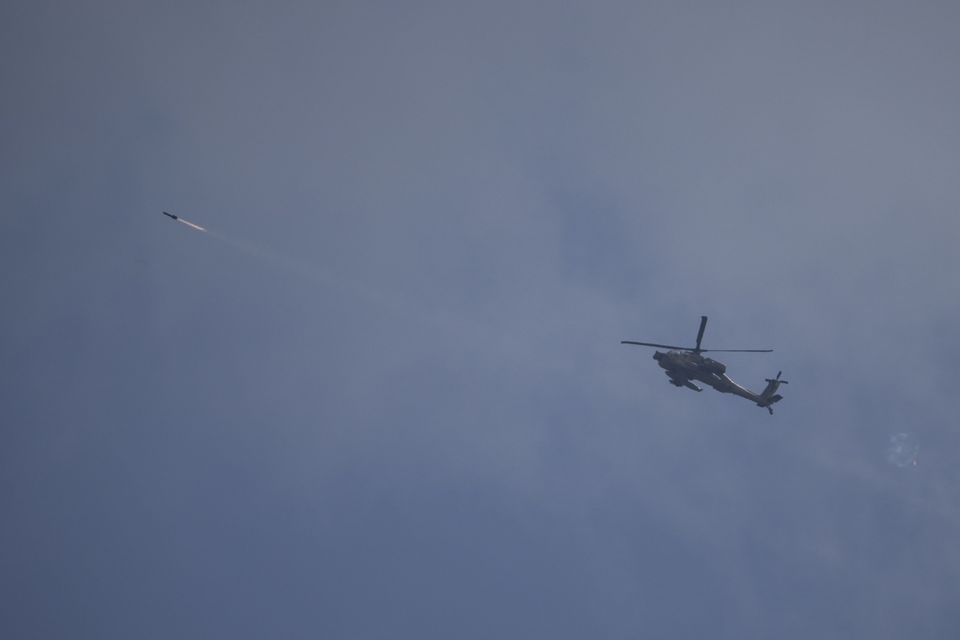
xmin=621 ymin=316 xmax=787 ymax=414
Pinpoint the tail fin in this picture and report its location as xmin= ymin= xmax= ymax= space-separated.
xmin=758 ymin=371 xmax=788 ymax=413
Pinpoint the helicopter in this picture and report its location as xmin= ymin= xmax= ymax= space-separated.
xmin=621 ymin=315 xmax=787 ymax=414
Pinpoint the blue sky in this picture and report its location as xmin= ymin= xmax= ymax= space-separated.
xmin=3 ymin=1 xmax=959 ymax=637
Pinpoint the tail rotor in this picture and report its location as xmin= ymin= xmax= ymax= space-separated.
xmin=765 ymin=371 xmax=788 ymax=385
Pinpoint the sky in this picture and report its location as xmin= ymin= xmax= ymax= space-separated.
xmin=2 ymin=1 xmax=959 ymax=637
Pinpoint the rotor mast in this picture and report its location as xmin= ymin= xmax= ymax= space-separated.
xmin=694 ymin=315 xmax=707 ymax=352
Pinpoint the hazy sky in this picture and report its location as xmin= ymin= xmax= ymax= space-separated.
xmin=3 ymin=1 xmax=959 ymax=638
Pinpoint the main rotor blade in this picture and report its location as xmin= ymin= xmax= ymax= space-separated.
xmin=695 ymin=315 xmax=707 ymax=351
xmin=700 ymin=348 xmax=773 ymax=353
xmin=621 ymin=341 xmax=692 ymax=350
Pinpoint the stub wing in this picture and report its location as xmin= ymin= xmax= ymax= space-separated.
xmin=666 ymin=372 xmax=702 ymax=392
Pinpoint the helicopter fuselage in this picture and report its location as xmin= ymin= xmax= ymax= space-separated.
xmin=653 ymin=350 xmax=782 ymax=412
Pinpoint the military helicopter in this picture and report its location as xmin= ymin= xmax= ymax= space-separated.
xmin=621 ymin=316 xmax=787 ymax=414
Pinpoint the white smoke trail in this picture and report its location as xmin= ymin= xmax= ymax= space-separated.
xmin=177 ymin=218 xmax=206 ymax=232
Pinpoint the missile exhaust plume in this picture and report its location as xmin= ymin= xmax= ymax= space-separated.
xmin=155 ymin=209 xmax=538 ymax=368
xmin=178 ymin=219 xmax=206 ymax=232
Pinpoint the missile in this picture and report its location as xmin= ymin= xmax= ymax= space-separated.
xmin=161 ymin=211 xmax=206 ymax=232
